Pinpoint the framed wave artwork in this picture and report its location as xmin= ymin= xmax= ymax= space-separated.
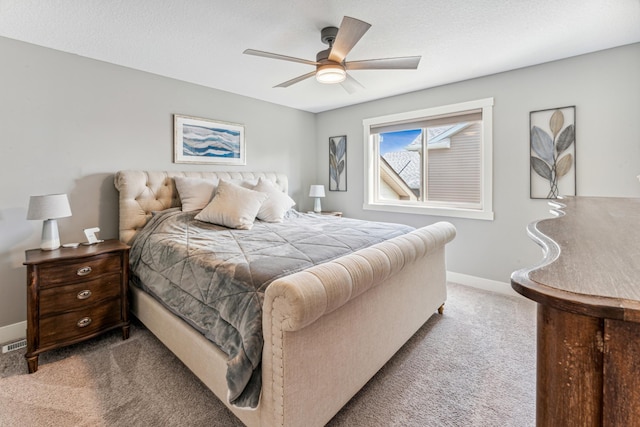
xmin=174 ymin=114 xmax=246 ymax=165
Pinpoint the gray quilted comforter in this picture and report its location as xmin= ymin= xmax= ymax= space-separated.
xmin=129 ymin=208 xmax=414 ymax=408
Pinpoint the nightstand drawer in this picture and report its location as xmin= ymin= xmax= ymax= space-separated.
xmin=38 ymin=253 xmax=121 ymax=287
xmin=39 ymin=273 xmax=122 ymax=316
xmin=39 ymin=299 xmax=122 ymax=347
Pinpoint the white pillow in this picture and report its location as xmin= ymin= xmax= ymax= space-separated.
xmin=195 ymin=179 xmax=268 ymax=229
xmin=253 ymin=177 xmax=296 ymax=222
xmin=174 ymin=176 xmax=219 ymax=211
xmin=228 ymin=178 xmax=259 ymax=189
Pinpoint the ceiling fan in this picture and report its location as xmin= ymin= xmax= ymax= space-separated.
xmin=243 ymin=16 xmax=421 ymax=93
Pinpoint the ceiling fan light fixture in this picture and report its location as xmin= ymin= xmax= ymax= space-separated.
xmin=316 ymin=63 xmax=346 ymax=84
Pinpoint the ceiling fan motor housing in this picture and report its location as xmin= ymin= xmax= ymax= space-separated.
xmin=316 ymin=48 xmax=332 ymax=63
xmin=316 ymin=27 xmax=346 ymax=83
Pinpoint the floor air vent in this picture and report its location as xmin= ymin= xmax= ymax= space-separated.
xmin=2 ymin=339 xmax=27 ymax=354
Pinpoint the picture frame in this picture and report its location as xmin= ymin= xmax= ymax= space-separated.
xmin=329 ymin=135 xmax=347 ymax=191
xmin=174 ymin=114 xmax=246 ymax=165
xmin=530 ymin=106 xmax=576 ymax=199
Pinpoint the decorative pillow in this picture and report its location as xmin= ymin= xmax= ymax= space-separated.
xmin=229 ymin=178 xmax=259 ymax=189
xmin=195 ymin=179 xmax=268 ymax=229
xmin=253 ymin=177 xmax=296 ymax=222
xmin=174 ymin=176 xmax=219 ymax=211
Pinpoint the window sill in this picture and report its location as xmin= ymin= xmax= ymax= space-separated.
xmin=363 ymin=202 xmax=494 ymax=221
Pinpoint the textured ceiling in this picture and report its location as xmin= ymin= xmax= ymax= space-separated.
xmin=1 ymin=0 xmax=639 ymax=113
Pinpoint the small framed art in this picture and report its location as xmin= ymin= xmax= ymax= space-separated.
xmin=174 ymin=114 xmax=246 ymax=165
xmin=530 ymin=106 xmax=576 ymax=199
xmin=329 ymin=135 xmax=347 ymax=191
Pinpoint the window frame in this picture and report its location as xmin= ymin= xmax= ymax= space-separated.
xmin=363 ymin=98 xmax=494 ymax=220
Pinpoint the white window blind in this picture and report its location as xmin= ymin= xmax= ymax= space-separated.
xmin=370 ymin=110 xmax=482 ymax=134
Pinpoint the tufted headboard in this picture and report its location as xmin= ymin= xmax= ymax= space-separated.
xmin=114 ymin=170 xmax=288 ymax=244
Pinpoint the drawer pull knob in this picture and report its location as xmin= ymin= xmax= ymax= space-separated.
xmin=77 ymin=290 xmax=92 ymax=300
xmin=77 ymin=266 xmax=92 ymax=276
xmin=77 ymin=317 xmax=92 ymax=328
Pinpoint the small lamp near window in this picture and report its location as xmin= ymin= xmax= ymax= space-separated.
xmin=27 ymin=194 xmax=72 ymax=250
xmin=309 ymin=185 xmax=325 ymax=213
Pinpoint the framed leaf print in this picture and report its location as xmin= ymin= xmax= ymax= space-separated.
xmin=329 ymin=135 xmax=347 ymax=191
xmin=530 ymin=106 xmax=576 ymax=199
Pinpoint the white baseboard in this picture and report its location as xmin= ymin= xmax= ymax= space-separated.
xmin=447 ymin=271 xmax=521 ymax=298
xmin=0 ymin=321 xmax=26 ymax=345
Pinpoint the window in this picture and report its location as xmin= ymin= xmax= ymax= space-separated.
xmin=363 ymin=98 xmax=494 ymax=220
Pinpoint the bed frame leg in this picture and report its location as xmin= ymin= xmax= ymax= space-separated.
xmin=438 ymin=303 xmax=445 ymax=315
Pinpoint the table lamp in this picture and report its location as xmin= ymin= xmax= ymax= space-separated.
xmin=27 ymin=194 xmax=72 ymax=250
xmin=309 ymin=185 xmax=325 ymax=213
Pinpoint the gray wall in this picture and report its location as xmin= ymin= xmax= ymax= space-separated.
xmin=316 ymin=42 xmax=640 ymax=287
xmin=0 ymin=37 xmax=316 ymax=328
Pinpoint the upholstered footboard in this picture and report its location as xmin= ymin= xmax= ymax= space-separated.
xmin=127 ymin=220 xmax=454 ymax=427
xmin=261 ymin=221 xmax=456 ymax=427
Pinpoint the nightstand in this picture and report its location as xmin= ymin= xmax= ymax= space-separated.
xmin=23 ymin=239 xmax=130 ymax=373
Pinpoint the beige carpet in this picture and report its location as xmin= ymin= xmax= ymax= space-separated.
xmin=0 ymin=283 xmax=536 ymax=426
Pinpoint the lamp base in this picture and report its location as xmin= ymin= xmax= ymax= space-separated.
xmin=313 ymin=198 xmax=322 ymax=213
xmin=41 ymin=219 xmax=61 ymax=250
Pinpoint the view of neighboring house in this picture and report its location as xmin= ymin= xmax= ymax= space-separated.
xmin=380 ymin=122 xmax=482 ymax=204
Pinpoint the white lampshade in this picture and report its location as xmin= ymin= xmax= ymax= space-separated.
xmin=309 ymin=185 xmax=325 ymax=213
xmin=27 ymin=194 xmax=72 ymax=250
xmin=308 ymin=185 xmax=326 ymax=198
xmin=27 ymin=194 xmax=72 ymax=220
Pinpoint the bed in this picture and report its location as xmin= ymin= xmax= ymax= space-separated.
xmin=114 ymin=170 xmax=456 ymax=427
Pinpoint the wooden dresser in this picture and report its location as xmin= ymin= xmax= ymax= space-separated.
xmin=23 ymin=239 xmax=130 ymax=373
xmin=511 ymin=196 xmax=640 ymax=426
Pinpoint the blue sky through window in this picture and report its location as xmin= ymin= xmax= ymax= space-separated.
xmin=379 ymin=129 xmax=421 ymax=155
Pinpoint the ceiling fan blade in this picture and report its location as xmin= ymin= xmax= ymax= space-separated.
xmin=243 ymin=49 xmax=318 ymax=66
xmin=340 ymin=73 xmax=365 ymax=94
xmin=345 ymin=56 xmax=421 ymax=70
xmin=328 ymin=16 xmax=371 ymax=63
xmin=274 ymin=71 xmax=317 ymax=88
